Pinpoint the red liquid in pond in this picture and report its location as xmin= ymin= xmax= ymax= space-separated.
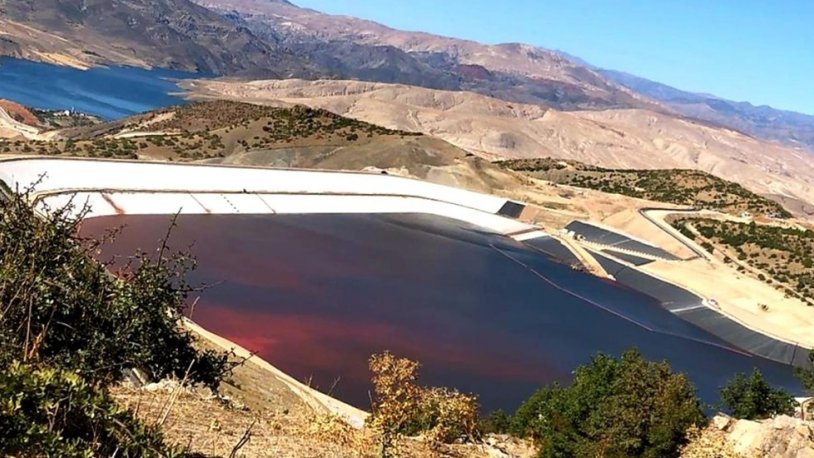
xmin=80 ymin=213 xmax=799 ymax=412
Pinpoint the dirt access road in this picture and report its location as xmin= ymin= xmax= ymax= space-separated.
xmin=0 ymin=106 xmax=41 ymax=139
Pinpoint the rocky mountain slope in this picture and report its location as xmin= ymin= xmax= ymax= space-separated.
xmin=193 ymin=0 xmax=814 ymax=149
xmin=600 ymin=69 xmax=814 ymax=150
xmin=0 ymin=0 xmax=317 ymax=75
xmin=184 ymin=78 xmax=814 ymax=217
xmin=192 ymin=0 xmax=659 ymax=111
xmin=5 ymin=0 xmax=813 ymax=152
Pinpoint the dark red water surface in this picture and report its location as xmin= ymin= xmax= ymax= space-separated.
xmin=79 ymin=213 xmax=800 ymax=412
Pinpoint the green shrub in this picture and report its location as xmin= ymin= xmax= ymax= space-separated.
xmin=479 ymin=409 xmax=512 ymax=434
xmin=513 ymin=349 xmax=705 ymax=458
xmin=0 ymin=361 xmax=180 ymax=457
xmin=720 ymin=369 xmax=796 ymax=419
xmin=0 ymin=190 xmax=234 ymax=389
xmin=0 ymin=189 xmax=238 ymax=455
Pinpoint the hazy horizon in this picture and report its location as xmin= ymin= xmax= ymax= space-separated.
xmin=296 ymin=0 xmax=814 ymax=116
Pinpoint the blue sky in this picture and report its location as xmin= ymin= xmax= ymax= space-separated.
xmin=295 ymin=0 xmax=814 ymax=115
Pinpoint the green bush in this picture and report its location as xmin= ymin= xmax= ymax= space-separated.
xmin=513 ymin=349 xmax=705 ymax=458
xmin=0 ymin=189 xmax=236 ymax=455
xmin=479 ymin=409 xmax=512 ymax=434
xmin=0 ymin=361 xmax=180 ymax=457
xmin=720 ymin=369 xmax=796 ymax=419
xmin=0 ymin=189 xmax=233 ymax=389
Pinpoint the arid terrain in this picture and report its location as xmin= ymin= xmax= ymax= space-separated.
xmin=184 ymin=78 xmax=814 ymax=219
xmin=194 ymin=0 xmax=814 ymax=151
xmin=0 ymin=0 xmax=323 ymax=76
xmin=4 ymin=97 xmax=814 ymax=455
xmin=500 ymin=158 xmax=792 ymax=218
xmin=3 ymin=0 xmax=814 ymax=456
xmin=3 ymin=0 xmax=814 ymax=152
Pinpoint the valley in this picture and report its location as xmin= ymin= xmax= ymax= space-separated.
xmin=1 ymin=0 xmax=814 ymax=456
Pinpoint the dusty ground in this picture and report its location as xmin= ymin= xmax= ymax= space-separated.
xmin=0 ymin=106 xmax=41 ymax=140
xmin=182 ymin=78 xmax=814 ymax=215
xmin=681 ymin=414 xmax=814 ymax=458
xmin=113 ymin=381 xmax=535 ymax=458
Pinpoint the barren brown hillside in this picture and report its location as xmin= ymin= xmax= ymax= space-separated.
xmin=184 ymin=78 xmax=814 ymax=217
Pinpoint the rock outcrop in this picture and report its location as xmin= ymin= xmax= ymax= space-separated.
xmin=682 ymin=414 xmax=814 ymax=458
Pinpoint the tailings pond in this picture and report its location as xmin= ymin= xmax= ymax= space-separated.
xmin=80 ymin=213 xmax=801 ymax=412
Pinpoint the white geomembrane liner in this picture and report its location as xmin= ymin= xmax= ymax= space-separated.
xmin=0 ymin=158 xmax=536 ymax=236
xmin=37 ymin=192 xmax=532 ymax=235
xmin=0 ymin=158 xmax=509 ymax=213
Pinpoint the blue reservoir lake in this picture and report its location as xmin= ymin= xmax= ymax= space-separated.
xmin=0 ymin=57 xmax=195 ymax=119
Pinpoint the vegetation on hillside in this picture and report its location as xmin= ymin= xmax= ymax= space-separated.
xmin=367 ymin=351 xmax=479 ymax=456
xmin=0 ymin=189 xmax=235 ymax=456
xmin=33 ymin=107 xmax=102 ymax=129
xmin=508 ymin=349 xmax=705 ymax=457
xmin=499 ymin=157 xmax=791 ymax=218
xmin=672 ymin=217 xmax=814 ymax=302
xmin=1 ymin=101 xmax=422 ymax=161
xmin=719 ymin=369 xmax=796 ymax=420
xmin=1 ymin=362 xmax=179 ymax=457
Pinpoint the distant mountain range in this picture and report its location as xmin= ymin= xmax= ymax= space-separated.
xmin=0 ymin=0 xmax=813 ymax=151
xmin=196 ymin=0 xmax=657 ymax=111
xmin=597 ymin=69 xmax=814 ymax=149
xmin=198 ymin=0 xmax=814 ymax=150
xmin=0 ymin=0 xmax=318 ymax=76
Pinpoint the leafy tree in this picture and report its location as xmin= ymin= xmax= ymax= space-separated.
xmin=796 ymin=352 xmax=814 ymax=392
xmin=367 ymin=351 xmax=479 ymax=456
xmin=513 ymin=349 xmax=705 ymax=458
xmin=719 ymin=369 xmax=796 ymax=419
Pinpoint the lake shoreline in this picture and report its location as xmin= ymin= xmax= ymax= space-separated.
xmin=0 ymin=57 xmax=196 ymax=120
